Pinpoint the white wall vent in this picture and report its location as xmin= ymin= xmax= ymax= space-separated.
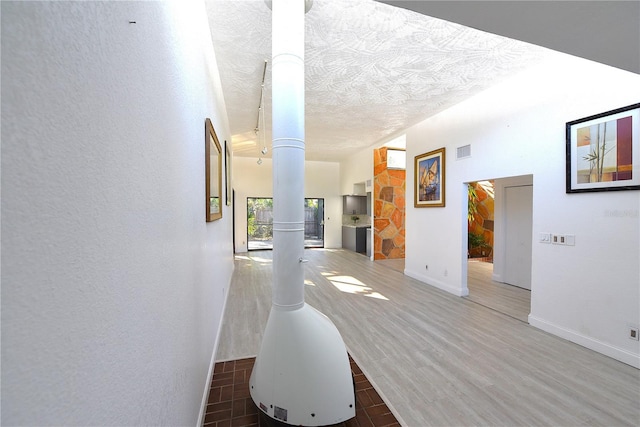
xmin=456 ymin=144 xmax=471 ymax=159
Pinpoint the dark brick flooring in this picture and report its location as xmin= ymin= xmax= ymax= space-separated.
xmin=204 ymin=356 xmax=400 ymax=427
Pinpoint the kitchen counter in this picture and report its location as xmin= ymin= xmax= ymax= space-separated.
xmin=342 ymin=224 xmax=371 ymax=228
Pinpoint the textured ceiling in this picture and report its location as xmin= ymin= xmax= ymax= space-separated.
xmin=205 ymin=0 xmax=553 ymax=162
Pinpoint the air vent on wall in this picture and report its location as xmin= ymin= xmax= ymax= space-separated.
xmin=456 ymin=144 xmax=471 ymax=159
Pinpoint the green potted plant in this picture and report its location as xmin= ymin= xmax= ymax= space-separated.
xmin=468 ymin=232 xmax=492 ymax=258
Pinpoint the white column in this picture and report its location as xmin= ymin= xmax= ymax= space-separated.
xmin=271 ymin=0 xmax=305 ymax=309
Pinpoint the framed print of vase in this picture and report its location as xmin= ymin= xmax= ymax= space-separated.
xmin=566 ymin=103 xmax=640 ymax=193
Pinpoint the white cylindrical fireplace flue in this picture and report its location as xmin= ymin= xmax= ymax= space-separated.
xmin=249 ymin=1 xmax=355 ymax=426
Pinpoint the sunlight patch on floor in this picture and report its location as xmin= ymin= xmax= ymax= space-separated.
xmin=326 ymin=275 xmax=389 ymax=300
xmin=235 ymin=255 xmax=273 ymax=264
xmin=320 ymin=271 xmax=339 ymax=276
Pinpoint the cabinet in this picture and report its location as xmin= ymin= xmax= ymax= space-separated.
xmin=342 ymin=226 xmax=368 ymax=254
xmin=343 ymin=196 xmax=367 ymax=215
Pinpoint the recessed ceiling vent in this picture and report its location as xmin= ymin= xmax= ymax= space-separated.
xmin=456 ymin=144 xmax=471 ymax=159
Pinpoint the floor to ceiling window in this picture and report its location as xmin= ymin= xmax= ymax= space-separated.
xmin=247 ymin=197 xmax=324 ymax=250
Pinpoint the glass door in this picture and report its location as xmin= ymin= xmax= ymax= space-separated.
xmin=304 ymin=198 xmax=324 ymax=248
xmin=247 ymin=197 xmax=274 ymax=250
xmin=247 ymin=197 xmax=324 ymax=250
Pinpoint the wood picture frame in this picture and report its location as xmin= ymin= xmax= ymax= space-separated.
xmin=414 ymin=147 xmax=445 ymax=207
xmin=205 ymin=118 xmax=222 ymax=221
xmin=225 ymin=140 xmax=232 ymax=206
xmin=566 ymin=103 xmax=640 ymax=193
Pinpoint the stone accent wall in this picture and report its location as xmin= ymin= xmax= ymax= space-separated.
xmin=373 ymin=147 xmax=406 ymax=260
xmin=468 ymin=181 xmax=494 ymax=259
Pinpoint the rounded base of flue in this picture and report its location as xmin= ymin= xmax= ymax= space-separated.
xmin=249 ymin=303 xmax=355 ymax=426
xmin=258 ymin=412 xmax=353 ymax=427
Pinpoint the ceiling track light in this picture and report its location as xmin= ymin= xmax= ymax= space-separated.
xmin=255 ymin=60 xmax=269 ymax=162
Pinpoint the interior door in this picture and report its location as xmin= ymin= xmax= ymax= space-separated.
xmin=504 ymin=185 xmax=533 ymax=289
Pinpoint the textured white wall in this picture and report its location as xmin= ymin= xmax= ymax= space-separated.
xmin=1 ymin=1 xmax=233 ymax=425
xmin=232 ymin=157 xmax=342 ymax=251
xmin=340 ymin=148 xmax=374 ymax=195
xmin=405 ymin=53 xmax=640 ymax=367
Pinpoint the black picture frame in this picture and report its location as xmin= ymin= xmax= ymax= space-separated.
xmin=566 ymin=103 xmax=640 ymax=193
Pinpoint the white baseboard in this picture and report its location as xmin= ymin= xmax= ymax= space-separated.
xmin=404 ymin=269 xmax=468 ymax=297
xmin=528 ymin=315 xmax=640 ymax=369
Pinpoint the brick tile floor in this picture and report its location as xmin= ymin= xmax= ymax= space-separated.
xmin=204 ymin=356 xmax=399 ymax=427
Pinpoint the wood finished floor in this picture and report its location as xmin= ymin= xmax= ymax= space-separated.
xmin=374 ymin=258 xmax=531 ymax=323
xmin=217 ymin=249 xmax=640 ymax=427
xmin=466 ymin=260 xmax=531 ymax=323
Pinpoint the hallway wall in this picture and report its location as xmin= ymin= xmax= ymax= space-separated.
xmin=1 ymin=1 xmax=234 ymax=425
xmin=404 ymin=53 xmax=640 ymax=367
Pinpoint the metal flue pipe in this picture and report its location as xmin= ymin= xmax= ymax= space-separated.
xmin=270 ymin=0 xmax=306 ymax=310
xmin=249 ymin=1 xmax=355 ymax=425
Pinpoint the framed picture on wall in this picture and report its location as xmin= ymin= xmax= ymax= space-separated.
xmin=414 ymin=147 xmax=445 ymax=207
xmin=566 ymin=103 xmax=640 ymax=193
xmin=225 ymin=140 xmax=232 ymax=206
xmin=205 ymin=118 xmax=222 ymax=222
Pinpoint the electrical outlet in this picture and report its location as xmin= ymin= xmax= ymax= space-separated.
xmin=629 ymin=327 xmax=639 ymax=341
xmin=549 ymin=233 xmax=575 ymax=246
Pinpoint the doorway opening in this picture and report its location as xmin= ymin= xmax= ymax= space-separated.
xmin=247 ymin=197 xmax=324 ymax=251
xmin=464 ymin=177 xmax=532 ymax=323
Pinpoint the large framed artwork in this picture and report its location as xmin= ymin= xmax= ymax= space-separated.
xmin=205 ymin=118 xmax=222 ymax=222
xmin=566 ymin=103 xmax=640 ymax=193
xmin=414 ymin=147 xmax=445 ymax=207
